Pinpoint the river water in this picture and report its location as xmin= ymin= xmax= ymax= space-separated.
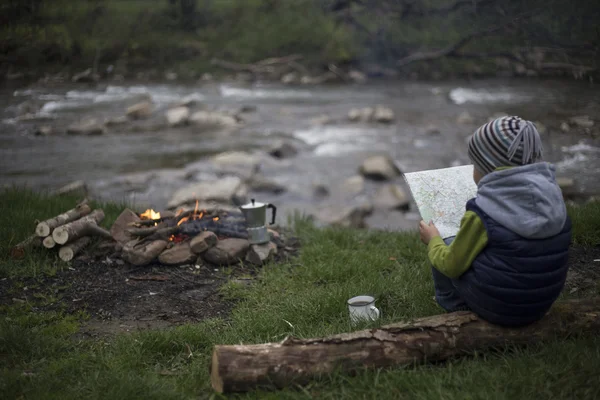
xmin=1 ymin=78 xmax=599 ymax=230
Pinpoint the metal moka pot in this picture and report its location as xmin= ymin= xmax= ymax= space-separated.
xmin=239 ymin=199 xmax=277 ymax=244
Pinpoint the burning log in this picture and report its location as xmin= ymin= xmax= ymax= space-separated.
xmin=52 ymin=209 xmax=111 ymax=245
xmin=42 ymin=236 xmax=56 ymax=249
xmin=35 ymin=203 xmax=92 ymax=237
xmin=180 ymin=215 xmax=248 ymax=240
xmin=58 ymin=237 xmax=91 ymax=262
xmin=9 ymin=234 xmax=42 ymax=259
xmin=210 ymin=298 xmax=600 ymax=393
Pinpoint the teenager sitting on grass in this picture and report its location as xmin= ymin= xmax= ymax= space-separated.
xmin=419 ymin=116 xmax=571 ymax=326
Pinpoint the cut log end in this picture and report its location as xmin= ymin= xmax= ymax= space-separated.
xmin=52 ymin=227 xmax=69 ymax=245
xmin=35 ymin=222 xmax=51 ymax=237
xmin=58 ymin=247 xmax=75 ymax=261
xmin=43 ymin=236 xmax=56 ymax=249
xmin=211 ymin=349 xmax=224 ymax=393
xmin=59 ymin=236 xmax=91 ymax=262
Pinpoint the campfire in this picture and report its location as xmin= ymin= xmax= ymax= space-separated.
xmin=11 ymin=198 xmax=290 ymax=268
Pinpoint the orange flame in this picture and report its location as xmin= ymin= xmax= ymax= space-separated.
xmin=177 ymin=199 xmax=206 ymax=226
xmin=140 ymin=209 xmax=161 ymax=220
xmin=213 ymin=217 xmax=219 ymax=221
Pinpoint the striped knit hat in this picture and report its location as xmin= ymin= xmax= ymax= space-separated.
xmin=468 ymin=116 xmax=543 ymax=175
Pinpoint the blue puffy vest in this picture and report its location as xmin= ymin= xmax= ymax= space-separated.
xmin=455 ymin=198 xmax=572 ymax=326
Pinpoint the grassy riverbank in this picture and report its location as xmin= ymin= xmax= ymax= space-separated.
xmin=1 ymin=0 xmax=598 ymax=81
xmin=1 ymin=187 xmax=600 ymax=399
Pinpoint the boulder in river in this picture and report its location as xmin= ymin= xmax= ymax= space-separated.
xmin=315 ymin=203 xmax=373 ymax=229
xmin=340 ymin=175 xmax=365 ymax=196
xmin=168 ymin=176 xmax=246 ymax=209
xmin=348 ymin=106 xmax=394 ymax=123
xmin=66 ymin=119 xmax=106 ymax=135
xmin=569 ymin=115 xmax=594 ymax=129
xmin=166 ymin=106 xmax=190 ymax=127
xmin=358 ymin=155 xmax=401 ymax=181
xmin=126 ymin=101 xmax=153 ymax=120
xmin=372 ymin=184 xmax=410 ymax=211
xmin=104 ymin=116 xmax=129 ymax=127
xmin=268 ymin=142 xmax=298 ymax=159
xmin=247 ymin=175 xmax=286 ymax=194
xmin=373 ymin=106 xmax=395 ymax=123
xmin=34 ymin=125 xmax=54 ymax=136
xmin=348 ymin=70 xmax=367 ymax=83
xmin=281 ymin=72 xmax=299 ymax=85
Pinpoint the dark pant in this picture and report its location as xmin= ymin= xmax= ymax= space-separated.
xmin=431 ymin=236 xmax=470 ymax=312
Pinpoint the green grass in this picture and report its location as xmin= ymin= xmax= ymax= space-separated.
xmin=1 ymin=188 xmax=600 ymax=399
xmin=0 ymin=186 xmax=126 ymax=278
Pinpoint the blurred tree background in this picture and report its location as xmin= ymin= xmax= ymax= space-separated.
xmin=0 ymin=0 xmax=598 ymax=79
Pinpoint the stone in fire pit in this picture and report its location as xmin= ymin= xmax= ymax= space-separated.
xmin=112 ymin=207 xmax=296 ymax=268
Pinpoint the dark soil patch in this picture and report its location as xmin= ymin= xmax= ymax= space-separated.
xmin=0 ymin=259 xmax=239 ymax=337
xmin=564 ymin=245 xmax=600 ymax=296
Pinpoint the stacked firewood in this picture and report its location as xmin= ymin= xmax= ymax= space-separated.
xmin=10 ymin=201 xmax=112 ymax=261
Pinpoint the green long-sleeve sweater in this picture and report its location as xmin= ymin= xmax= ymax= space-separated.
xmin=427 ymin=211 xmax=488 ymax=278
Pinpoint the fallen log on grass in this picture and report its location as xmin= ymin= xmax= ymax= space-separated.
xmin=210 ymin=297 xmax=600 ymax=393
xmin=52 ymin=209 xmax=111 ymax=245
xmin=58 ymin=236 xmax=91 ymax=262
xmin=9 ymin=234 xmax=43 ymax=259
xmin=35 ymin=202 xmax=92 ymax=237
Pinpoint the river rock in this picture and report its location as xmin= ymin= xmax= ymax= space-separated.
xmin=245 ymin=242 xmax=278 ymax=265
xmin=110 ymin=209 xmax=141 ymax=245
xmin=359 ymin=155 xmax=401 ymax=181
xmin=341 ymin=175 xmax=365 ymax=195
xmin=373 ymin=106 xmax=395 ymax=123
xmin=247 ymin=176 xmax=286 ymax=194
xmin=190 ymin=231 xmax=218 ymax=254
xmin=373 ymin=184 xmax=410 ymax=211
xmin=203 ymin=238 xmax=250 ymax=266
xmin=104 ymin=116 xmax=129 ymax=127
xmin=35 ymin=125 xmax=54 ymax=136
xmin=281 ymin=72 xmax=299 ymax=85
xmin=348 ymin=70 xmax=367 ymax=83
xmin=313 ymin=184 xmax=330 ymax=199
xmin=268 ymin=142 xmax=298 ymax=159
xmin=457 ymin=111 xmax=475 ymax=125
xmin=348 ymin=107 xmax=373 ymax=122
xmin=67 ymin=119 xmax=106 ymax=135
xmin=126 ymin=101 xmax=153 ymax=119
xmin=72 ymin=68 xmax=99 ymax=83
xmin=158 ymin=242 xmax=196 ymax=265
xmin=569 ymin=115 xmax=594 ymax=128
xmin=316 ymin=203 xmax=373 ymax=229
xmin=168 ymin=176 xmax=246 ymax=209
xmin=557 ymin=177 xmax=577 ymax=199
xmin=533 ymin=121 xmax=547 ymax=134
xmin=166 ymin=106 xmax=190 ymax=127
xmin=189 ymin=110 xmax=238 ymax=128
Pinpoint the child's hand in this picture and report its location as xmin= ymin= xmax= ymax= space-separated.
xmin=419 ymin=220 xmax=441 ymax=245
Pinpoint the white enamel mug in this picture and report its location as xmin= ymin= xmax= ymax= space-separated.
xmin=347 ymin=295 xmax=381 ymax=324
